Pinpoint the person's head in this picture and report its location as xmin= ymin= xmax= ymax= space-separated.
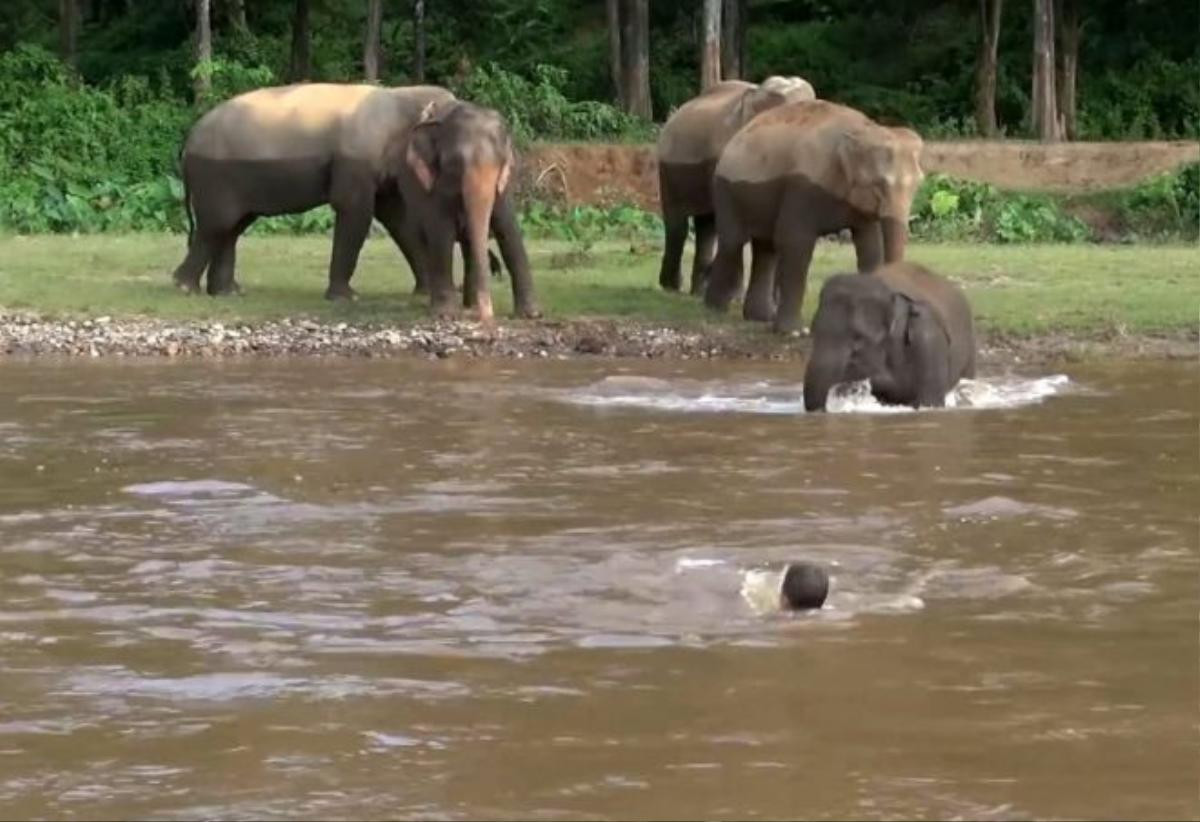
xmin=780 ymin=563 xmax=829 ymax=610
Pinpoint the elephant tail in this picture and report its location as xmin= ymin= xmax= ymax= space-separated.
xmin=177 ymin=147 xmax=195 ymax=246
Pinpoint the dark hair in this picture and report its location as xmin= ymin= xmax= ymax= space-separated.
xmin=781 ymin=563 xmax=829 ymax=610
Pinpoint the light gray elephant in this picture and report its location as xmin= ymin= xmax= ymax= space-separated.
xmin=803 ymin=262 xmax=976 ymax=411
xmin=654 ymin=76 xmax=815 ymax=295
xmin=705 ymin=99 xmax=925 ymax=333
xmin=171 ymin=82 xmax=454 ymax=299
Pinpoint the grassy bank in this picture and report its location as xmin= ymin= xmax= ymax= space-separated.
xmin=0 ymin=234 xmax=1197 ymax=338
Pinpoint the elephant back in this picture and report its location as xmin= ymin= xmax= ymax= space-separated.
xmin=876 ymin=262 xmax=976 ymax=380
xmin=656 ymin=81 xmax=757 ymax=165
xmin=714 ymin=99 xmax=873 ymax=187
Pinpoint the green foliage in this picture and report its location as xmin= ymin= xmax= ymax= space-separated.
xmin=455 ymin=63 xmax=656 ymax=144
xmin=521 ymin=202 xmax=661 ymax=265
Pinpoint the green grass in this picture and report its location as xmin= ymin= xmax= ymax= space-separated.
xmin=0 ymin=233 xmax=1197 ymax=336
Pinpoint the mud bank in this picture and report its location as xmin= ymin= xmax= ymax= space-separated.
xmin=1 ymin=312 xmax=1193 ymax=365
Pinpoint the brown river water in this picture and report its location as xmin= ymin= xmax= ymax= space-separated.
xmin=0 ymin=357 xmax=1196 ymax=820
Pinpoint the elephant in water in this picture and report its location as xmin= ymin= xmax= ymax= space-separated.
xmin=705 ymin=99 xmax=925 ymax=333
xmin=654 ymin=76 xmax=815 ymax=295
xmin=803 ymin=262 xmax=976 ymax=412
xmin=172 ymin=82 xmax=454 ymax=300
xmin=386 ymin=100 xmax=539 ymax=322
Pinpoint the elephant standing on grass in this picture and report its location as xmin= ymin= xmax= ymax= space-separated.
xmin=803 ymin=262 xmax=976 ymax=411
xmin=387 ymin=101 xmax=540 ymax=323
xmin=654 ymin=76 xmax=815 ymax=295
xmin=705 ymin=100 xmax=925 ymax=333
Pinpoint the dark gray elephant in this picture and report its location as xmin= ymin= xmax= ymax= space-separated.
xmin=655 ymin=76 xmax=815 ymax=295
xmin=171 ymin=82 xmax=455 ymax=299
xmin=705 ymin=99 xmax=925 ymax=333
xmin=803 ymin=262 xmax=976 ymax=411
xmin=388 ymin=101 xmax=539 ymax=322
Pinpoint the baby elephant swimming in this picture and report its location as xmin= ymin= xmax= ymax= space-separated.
xmin=804 ymin=261 xmax=976 ymax=411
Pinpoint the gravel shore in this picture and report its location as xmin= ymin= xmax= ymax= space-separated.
xmin=0 ymin=311 xmax=1194 ymax=363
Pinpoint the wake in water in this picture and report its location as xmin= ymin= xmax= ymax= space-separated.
xmin=560 ymin=374 xmax=1071 ymax=416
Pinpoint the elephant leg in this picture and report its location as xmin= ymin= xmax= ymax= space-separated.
xmin=852 ymin=220 xmax=884 ymax=273
xmin=423 ymin=222 xmax=458 ymax=318
xmin=206 ymin=214 xmax=255 ymax=296
xmin=742 ymin=239 xmax=778 ymax=322
xmin=491 ymin=192 xmax=540 ymax=318
xmin=703 ymin=241 xmax=745 ymax=312
xmin=325 ymin=202 xmax=373 ymax=301
xmin=658 ymin=207 xmax=688 ymax=292
xmin=689 ymin=213 xmax=717 ymax=296
xmin=171 ymin=231 xmax=219 ymax=294
xmin=772 ymin=232 xmax=817 ymax=335
xmin=375 ymin=193 xmax=428 ymax=295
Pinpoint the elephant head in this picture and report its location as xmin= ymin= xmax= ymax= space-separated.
xmin=803 ymin=272 xmax=950 ymax=411
xmin=730 ymin=75 xmax=817 ymax=130
xmin=837 ymin=125 xmax=924 ymax=263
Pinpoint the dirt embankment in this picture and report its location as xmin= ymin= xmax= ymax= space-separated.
xmin=518 ymin=140 xmax=1200 ymax=210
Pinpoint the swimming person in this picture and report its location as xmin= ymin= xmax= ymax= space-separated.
xmin=740 ymin=562 xmax=830 ymax=614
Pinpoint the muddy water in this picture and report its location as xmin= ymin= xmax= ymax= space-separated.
xmin=0 ymin=357 xmax=1195 ymax=820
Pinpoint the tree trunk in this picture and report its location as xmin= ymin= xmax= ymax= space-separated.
xmin=1031 ymin=0 xmax=1060 ymax=141
xmin=226 ymin=0 xmax=247 ymax=33
xmin=720 ymin=0 xmax=745 ymax=80
xmin=364 ymin=0 xmax=383 ymax=83
xmin=412 ymin=0 xmax=426 ymax=82
xmin=974 ymin=0 xmax=1003 ymax=136
xmin=606 ymin=0 xmax=623 ymax=107
xmin=619 ymin=0 xmax=651 ymax=119
xmin=58 ymin=0 xmax=79 ymax=70
xmin=289 ymin=0 xmax=311 ymax=81
xmin=1057 ymin=0 xmax=1080 ymax=140
xmin=194 ymin=0 xmax=212 ymax=100
xmin=700 ymin=0 xmax=721 ymax=90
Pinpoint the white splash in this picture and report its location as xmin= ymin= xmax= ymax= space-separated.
xmin=739 ymin=568 xmax=785 ymax=615
xmin=562 ymin=374 xmax=1071 ymax=416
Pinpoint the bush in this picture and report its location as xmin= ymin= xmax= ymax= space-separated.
xmin=454 ymin=62 xmax=656 ymax=144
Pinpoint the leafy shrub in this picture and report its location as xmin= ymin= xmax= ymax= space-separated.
xmin=455 ymin=63 xmax=656 ymax=144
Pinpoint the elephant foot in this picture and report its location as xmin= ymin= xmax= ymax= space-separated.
xmin=772 ymin=317 xmax=807 ymax=336
xmin=173 ymin=274 xmax=202 ymax=295
xmin=324 ymin=284 xmax=358 ymax=302
xmin=411 ymin=283 xmax=429 ymax=296
xmin=742 ymin=297 xmax=776 ymax=323
xmin=514 ymin=302 xmax=543 ymax=320
xmin=208 ymin=280 xmax=245 ymax=297
xmin=430 ymin=299 xmax=461 ymax=320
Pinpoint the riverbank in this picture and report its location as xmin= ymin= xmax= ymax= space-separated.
xmin=2 ymin=311 xmax=1194 ymax=365
xmin=0 ymin=236 xmax=1196 ymax=363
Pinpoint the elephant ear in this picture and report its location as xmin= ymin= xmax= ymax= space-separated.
xmin=887 ymin=292 xmax=912 ymax=349
xmin=405 ymin=122 xmax=439 ymax=192
xmin=496 ymin=144 xmax=514 ymax=195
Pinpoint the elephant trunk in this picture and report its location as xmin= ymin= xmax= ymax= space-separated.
xmin=462 ymin=162 xmax=501 ymax=323
xmin=881 ymin=215 xmax=909 ymax=263
xmin=803 ymin=342 xmax=851 ymax=412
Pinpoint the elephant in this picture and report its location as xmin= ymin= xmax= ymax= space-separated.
xmin=803 ymin=261 xmax=976 ymax=412
xmin=654 ymin=76 xmax=815 ymax=295
xmin=704 ymin=99 xmax=925 ymax=334
xmin=387 ymin=100 xmax=539 ymax=323
xmin=171 ymin=82 xmax=455 ymax=299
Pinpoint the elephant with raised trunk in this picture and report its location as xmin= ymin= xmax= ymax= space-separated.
xmin=705 ymin=100 xmax=925 ymax=333
xmin=655 ymin=76 xmax=815 ymax=295
xmin=388 ymin=100 xmax=539 ymax=323
xmin=803 ymin=262 xmax=976 ymax=411
xmin=172 ymin=82 xmax=456 ymax=300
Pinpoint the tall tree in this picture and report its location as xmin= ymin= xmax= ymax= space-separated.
xmin=226 ymin=0 xmax=247 ymax=34
xmin=363 ymin=0 xmax=383 ymax=82
xmin=720 ymin=0 xmax=745 ymax=80
xmin=1056 ymin=0 xmax=1080 ymax=139
xmin=194 ymin=0 xmax=212 ymax=100
xmin=606 ymin=0 xmax=623 ymax=107
xmin=974 ymin=0 xmax=1003 ymax=136
xmin=58 ymin=0 xmax=79 ymax=70
xmin=1030 ymin=0 xmax=1060 ymax=140
xmin=289 ymin=0 xmax=311 ymax=81
xmin=700 ymin=0 xmax=721 ymax=90
xmin=619 ymin=0 xmax=651 ymax=119
xmin=413 ymin=0 xmax=426 ymax=82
